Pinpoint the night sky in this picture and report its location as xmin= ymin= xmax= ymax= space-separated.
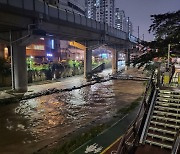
xmin=115 ymin=0 xmax=180 ymax=41
xmin=79 ymin=0 xmax=179 ymax=41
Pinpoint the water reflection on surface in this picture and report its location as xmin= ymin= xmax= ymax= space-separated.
xmin=0 ymin=80 xmax=143 ymax=153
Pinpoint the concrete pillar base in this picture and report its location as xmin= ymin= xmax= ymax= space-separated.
xmin=84 ymin=48 xmax=92 ymax=79
xmin=13 ymin=45 xmax=27 ymax=92
xmin=112 ymin=49 xmax=118 ymax=74
xmin=125 ymin=49 xmax=130 ymax=70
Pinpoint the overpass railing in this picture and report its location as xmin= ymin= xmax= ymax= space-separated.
xmin=0 ymin=0 xmax=129 ymax=41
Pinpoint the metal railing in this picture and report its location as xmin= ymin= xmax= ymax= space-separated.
xmin=92 ymin=63 xmax=105 ymax=74
xmin=171 ymin=130 xmax=180 ymax=154
xmin=0 ymin=0 xmax=133 ymax=41
xmin=111 ymin=65 xmax=180 ymax=154
xmin=139 ymin=89 xmax=157 ymax=144
xmin=112 ymin=71 xmax=156 ymax=154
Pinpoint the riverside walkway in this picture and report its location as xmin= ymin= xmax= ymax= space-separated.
xmin=0 ymin=67 xmax=145 ymax=102
xmin=72 ymin=105 xmax=140 ymax=154
xmin=0 ymin=68 xmax=112 ymax=102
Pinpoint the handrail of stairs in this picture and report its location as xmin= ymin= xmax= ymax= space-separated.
xmin=142 ymin=71 xmax=155 ymax=107
xmin=171 ymin=130 xmax=180 ymax=154
xmin=92 ymin=63 xmax=105 ymax=74
xmin=139 ymin=88 xmax=158 ymax=144
xmin=113 ymin=71 xmax=156 ymax=154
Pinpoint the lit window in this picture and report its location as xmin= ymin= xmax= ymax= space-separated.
xmin=33 ymin=45 xmax=45 ymax=50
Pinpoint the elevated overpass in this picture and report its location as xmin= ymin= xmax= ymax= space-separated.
xmin=0 ymin=0 xmax=131 ymax=44
xmin=0 ymin=0 xmax=137 ymax=92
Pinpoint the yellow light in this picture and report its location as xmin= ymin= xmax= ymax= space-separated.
xmin=69 ymin=41 xmax=86 ymax=50
xmin=4 ymin=47 xmax=8 ymax=59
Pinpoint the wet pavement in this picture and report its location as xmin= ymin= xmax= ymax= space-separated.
xmin=72 ymin=104 xmax=140 ymax=154
xmin=25 ymin=68 xmax=113 ymax=97
xmin=0 ymin=68 xmax=145 ymax=154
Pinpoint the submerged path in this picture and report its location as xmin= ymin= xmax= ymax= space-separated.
xmin=72 ymin=105 xmax=140 ymax=154
xmin=0 ymin=68 xmax=145 ymax=154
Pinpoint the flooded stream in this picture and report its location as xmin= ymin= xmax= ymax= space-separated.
xmin=0 ymin=79 xmax=144 ymax=154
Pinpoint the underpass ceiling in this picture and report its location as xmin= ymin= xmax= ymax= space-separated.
xmin=0 ymin=25 xmax=22 ymax=33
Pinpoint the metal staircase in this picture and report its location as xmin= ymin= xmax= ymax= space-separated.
xmin=144 ymin=89 xmax=180 ymax=150
xmin=112 ymin=68 xmax=180 ymax=154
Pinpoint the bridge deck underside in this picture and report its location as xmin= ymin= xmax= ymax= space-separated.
xmin=0 ymin=2 xmax=132 ymax=47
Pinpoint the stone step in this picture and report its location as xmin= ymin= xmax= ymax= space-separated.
xmin=147 ymin=133 xmax=174 ymax=142
xmin=156 ymin=97 xmax=180 ymax=103
xmin=149 ymin=126 xmax=177 ymax=135
xmin=154 ymin=106 xmax=180 ymax=112
xmin=154 ymin=110 xmax=180 ymax=118
xmin=145 ymin=139 xmax=172 ymax=149
xmin=151 ymin=116 xmax=180 ymax=125
xmin=159 ymin=90 xmax=180 ymax=95
xmin=150 ymin=121 xmax=179 ymax=130
xmin=158 ymin=94 xmax=180 ymax=99
xmin=156 ymin=101 xmax=180 ymax=107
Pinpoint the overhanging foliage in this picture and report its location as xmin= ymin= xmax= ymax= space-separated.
xmin=132 ymin=10 xmax=180 ymax=67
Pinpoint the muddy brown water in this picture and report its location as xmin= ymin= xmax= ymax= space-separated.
xmin=0 ymin=80 xmax=144 ymax=154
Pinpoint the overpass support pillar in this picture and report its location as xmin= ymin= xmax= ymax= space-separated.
xmin=125 ymin=49 xmax=130 ymax=70
xmin=84 ymin=47 xmax=92 ymax=79
xmin=112 ymin=49 xmax=118 ymax=74
xmin=0 ymin=44 xmax=6 ymax=58
xmin=12 ymin=45 xmax=27 ymax=92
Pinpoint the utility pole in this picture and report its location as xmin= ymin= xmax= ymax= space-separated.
xmin=168 ymin=44 xmax=171 ymax=68
xmin=127 ymin=17 xmax=130 ymax=39
xmin=138 ymin=26 xmax=140 ymax=43
xmin=9 ymin=31 xmax=15 ymax=90
xmin=126 ymin=17 xmax=130 ymax=69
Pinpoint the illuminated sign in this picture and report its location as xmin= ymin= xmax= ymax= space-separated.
xmin=101 ymin=53 xmax=108 ymax=59
xmin=51 ymin=39 xmax=54 ymax=49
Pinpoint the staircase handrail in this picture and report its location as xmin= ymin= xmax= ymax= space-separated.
xmin=132 ymin=70 xmax=155 ymax=129
xmin=91 ymin=63 xmax=105 ymax=74
xmin=115 ymin=71 xmax=156 ymax=154
xmin=139 ymin=88 xmax=157 ymax=144
xmin=141 ymin=71 xmax=155 ymax=107
xmin=171 ymin=130 xmax=180 ymax=154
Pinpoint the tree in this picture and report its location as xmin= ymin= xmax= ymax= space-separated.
xmin=149 ymin=10 xmax=180 ymax=46
xmin=132 ymin=10 xmax=180 ymax=67
xmin=0 ymin=57 xmax=11 ymax=76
